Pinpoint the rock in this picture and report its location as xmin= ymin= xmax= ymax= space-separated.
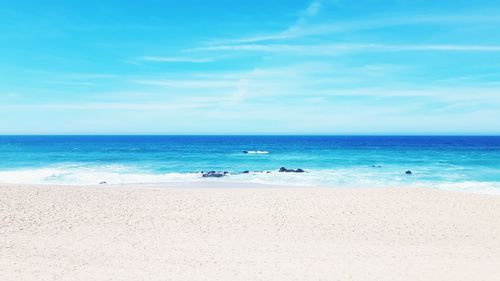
xmin=243 ymin=150 xmax=249 ymax=153
xmin=242 ymin=170 xmax=250 ymax=174
xmin=99 ymin=181 xmax=107 ymax=184
xmin=202 ymin=171 xmax=229 ymax=178
xmin=279 ymin=167 xmax=305 ymax=173
xmin=372 ymin=165 xmax=382 ymax=168
xmin=405 ymin=170 xmax=412 ymax=175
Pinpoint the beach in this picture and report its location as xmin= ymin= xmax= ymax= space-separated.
xmin=1 ymin=184 xmax=499 ymax=280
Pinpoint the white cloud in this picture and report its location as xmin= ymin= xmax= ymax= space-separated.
xmin=141 ymin=56 xmax=214 ymax=63
xmin=0 ymin=96 xmax=236 ymax=111
xmin=135 ymin=79 xmax=235 ymax=88
xmin=303 ymin=1 xmax=322 ymax=17
xmin=210 ymin=1 xmax=325 ymax=44
xmin=0 ymin=103 xmax=198 ymax=111
xmin=214 ymin=14 xmax=500 ymax=44
xmin=129 ymin=62 xmax=500 ymax=107
xmin=45 ymin=81 xmax=95 ymax=86
xmin=189 ymin=43 xmax=500 ymax=54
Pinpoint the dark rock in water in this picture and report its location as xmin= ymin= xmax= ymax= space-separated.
xmin=405 ymin=170 xmax=412 ymax=175
xmin=372 ymin=165 xmax=382 ymax=168
xmin=243 ymin=150 xmax=249 ymax=153
xmin=202 ymin=171 xmax=229 ymax=178
xmin=279 ymin=167 xmax=305 ymax=173
xmin=242 ymin=170 xmax=250 ymax=174
xmin=99 ymin=181 xmax=107 ymax=184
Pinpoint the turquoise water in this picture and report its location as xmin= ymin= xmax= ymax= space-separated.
xmin=1 ymin=136 xmax=499 ymax=192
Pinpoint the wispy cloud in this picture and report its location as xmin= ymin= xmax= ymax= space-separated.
xmin=135 ymin=79 xmax=235 ymax=89
xmin=140 ymin=56 xmax=214 ymax=63
xmin=189 ymin=43 xmax=500 ymax=54
xmin=0 ymin=102 xmax=200 ymax=111
xmin=45 ymin=81 xmax=95 ymax=86
xmin=0 ymin=95 xmax=240 ymax=111
xmin=213 ymin=1 xmax=324 ymax=44
xmin=128 ymin=62 xmax=500 ymax=107
xmin=303 ymin=1 xmax=322 ymax=17
xmin=216 ymin=13 xmax=500 ymax=44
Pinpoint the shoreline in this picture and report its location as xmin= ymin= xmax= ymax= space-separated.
xmin=2 ymin=180 xmax=500 ymax=195
xmin=1 ymin=184 xmax=500 ymax=280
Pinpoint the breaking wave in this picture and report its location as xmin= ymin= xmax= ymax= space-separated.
xmin=1 ymin=164 xmax=499 ymax=194
xmin=243 ymin=150 xmax=269 ymax=154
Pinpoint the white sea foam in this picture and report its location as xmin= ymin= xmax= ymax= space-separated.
xmin=0 ymin=165 xmax=499 ymax=194
xmin=0 ymin=165 xmax=200 ymax=185
xmin=244 ymin=150 xmax=269 ymax=154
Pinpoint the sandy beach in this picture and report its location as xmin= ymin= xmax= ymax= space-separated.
xmin=1 ymin=184 xmax=499 ymax=281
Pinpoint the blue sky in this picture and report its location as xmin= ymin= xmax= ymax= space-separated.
xmin=1 ymin=0 xmax=499 ymax=134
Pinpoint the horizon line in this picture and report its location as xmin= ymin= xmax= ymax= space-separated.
xmin=1 ymin=134 xmax=500 ymax=137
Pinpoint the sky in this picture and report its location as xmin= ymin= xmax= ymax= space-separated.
xmin=0 ymin=0 xmax=499 ymax=134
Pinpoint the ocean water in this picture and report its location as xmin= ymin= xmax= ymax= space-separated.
xmin=1 ymin=136 xmax=500 ymax=193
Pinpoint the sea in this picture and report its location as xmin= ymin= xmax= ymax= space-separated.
xmin=1 ymin=135 xmax=500 ymax=193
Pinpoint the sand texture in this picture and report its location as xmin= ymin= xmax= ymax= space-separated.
xmin=1 ymin=184 xmax=500 ymax=281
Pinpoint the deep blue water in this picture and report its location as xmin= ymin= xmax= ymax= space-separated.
xmin=1 ymin=136 xmax=500 ymax=192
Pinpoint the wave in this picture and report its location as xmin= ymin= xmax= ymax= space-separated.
xmin=243 ymin=150 xmax=269 ymax=154
xmin=1 ymin=165 xmax=499 ymax=194
xmin=0 ymin=165 xmax=200 ymax=185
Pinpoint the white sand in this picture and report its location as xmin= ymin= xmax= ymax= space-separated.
xmin=1 ymin=184 xmax=500 ymax=281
